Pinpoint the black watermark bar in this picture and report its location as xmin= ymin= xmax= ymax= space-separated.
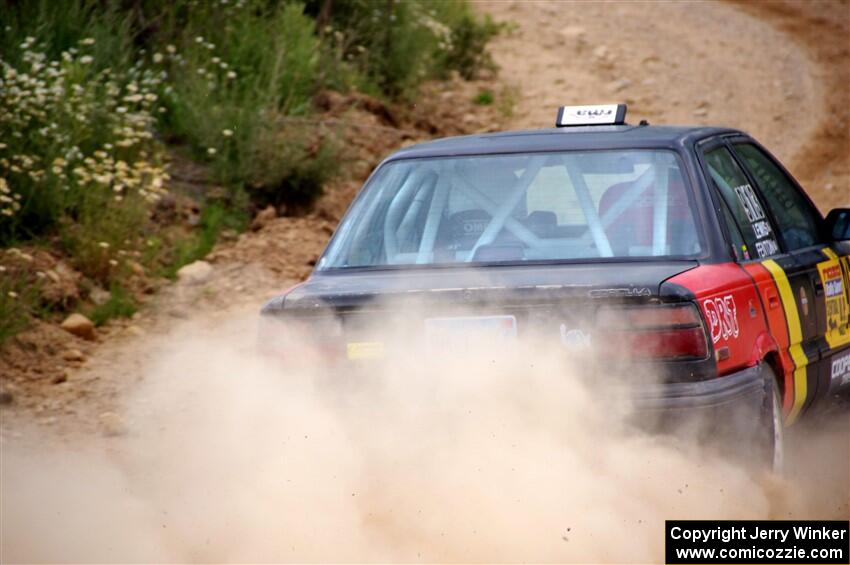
xmin=666 ymin=520 xmax=849 ymax=564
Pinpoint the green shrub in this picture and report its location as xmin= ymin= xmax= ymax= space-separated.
xmin=473 ymin=89 xmax=495 ymax=105
xmin=89 ymin=283 xmax=136 ymax=326
xmin=0 ymin=0 xmax=134 ymax=72
xmin=156 ymin=1 xmax=337 ymax=209
xmin=0 ymin=272 xmax=36 ymax=342
xmin=306 ymin=0 xmax=503 ymax=100
xmin=59 ymin=189 xmax=151 ymax=284
xmin=161 ymin=201 xmax=248 ymax=279
xmin=0 ymin=37 xmax=168 ymax=244
xmin=435 ymin=10 xmax=503 ymax=80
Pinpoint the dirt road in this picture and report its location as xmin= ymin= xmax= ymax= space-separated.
xmin=2 ymin=1 xmax=848 ymax=561
xmin=477 ymin=0 xmax=848 ymax=211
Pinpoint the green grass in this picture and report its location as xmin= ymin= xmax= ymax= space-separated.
xmin=0 ymin=0 xmax=503 ymax=343
xmin=161 ymin=201 xmax=248 ymax=280
xmin=473 ymin=89 xmax=495 ymax=105
xmin=0 ymin=275 xmax=35 ymax=342
xmin=89 ymin=283 xmax=137 ymax=326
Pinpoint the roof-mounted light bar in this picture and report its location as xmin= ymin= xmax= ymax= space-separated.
xmin=556 ymin=104 xmax=627 ymax=127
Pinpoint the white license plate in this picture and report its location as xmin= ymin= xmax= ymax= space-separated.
xmin=424 ymin=315 xmax=517 ymax=351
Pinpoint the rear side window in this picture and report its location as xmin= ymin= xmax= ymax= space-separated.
xmin=733 ymin=143 xmax=822 ymax=250
xmin=704 ymin=146 xmax=780 ymax=259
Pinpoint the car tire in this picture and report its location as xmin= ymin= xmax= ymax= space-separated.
xmin=760 ymin=364 xmax=784 ymax=473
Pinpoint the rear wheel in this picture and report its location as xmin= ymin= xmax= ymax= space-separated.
xmin=760 ymin=365 xmax=784 ymax=473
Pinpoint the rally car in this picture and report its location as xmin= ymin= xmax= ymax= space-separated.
xmin=260 ymin=104 xmax=850 ymax=468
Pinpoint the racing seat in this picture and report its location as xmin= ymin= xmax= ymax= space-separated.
xmin=598 ymin=168 xmax=697 ymax=256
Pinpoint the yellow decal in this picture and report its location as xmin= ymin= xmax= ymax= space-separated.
xmin=346 ymin=341 xmax=384 ymax=360
xmin=818 ymin=249 xmax=850 ymax=349
xmin=762 ymin=259 xmax=807 ymax=425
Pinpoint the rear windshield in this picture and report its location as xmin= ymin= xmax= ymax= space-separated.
xmin=318 ymin=150 xmax=702 ymax=270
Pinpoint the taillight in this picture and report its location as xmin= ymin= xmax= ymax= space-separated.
xmin=596 ymin=303 xmax=708 ymax=360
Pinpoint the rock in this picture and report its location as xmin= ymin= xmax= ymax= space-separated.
xmin=693 ymin=107 xmax=708 ymax=117
xmin=51 ymin=372 xmax=67 ymax=384
xmin=592 ymin=45 xmax=608 ymax=59
xmin=60 ymin=313 xmax=96 ymax=341
xmin=128 ymin=260 xmax=146 ymax=277
xmin=169 ymin=308 xmax=189 ymax=319
xmin=559 ymin=26 xmax=586 ymax=50
xmin=100 ymin=411 xmax=127 ymax=437
xmin=0 ymin=391 xmax=13 ymax=405
xmin=560 ymin=25 xmax=586 ymax=38
xmin=90 ymin=286 xmax=111 ymax=306
xmin=250 ymin=205 xmax=277 ymax=232
xmin=176 ymin=260 xmax=213 ymax=285
xmin=126 ymin=325 xmax=145 ymax=337
xmin=41 ymin=261 xmax=82 ymax=306
xmin=62 ymin=349 xmax=85 ymax=362
xmin=607 ymin=79 xmax=632 ymax=93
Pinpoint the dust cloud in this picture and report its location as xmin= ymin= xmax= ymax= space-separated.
xmin=1 ymin=306 xmax=847 ymax=562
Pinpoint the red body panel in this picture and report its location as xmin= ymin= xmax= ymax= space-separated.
xmin=667 ymin=263 xmax=771 ymax=375
xmin=741 ymin=263 xmax=796 ymax=413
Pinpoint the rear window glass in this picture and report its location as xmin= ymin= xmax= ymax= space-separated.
xmin=318 ymin=150 xmax=703 ymax=270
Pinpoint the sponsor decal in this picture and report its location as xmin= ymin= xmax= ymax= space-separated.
xmin=755 ymin=238 xmax=779 ymax=258
xmin=752 ymin=219 xmax=772 ymax=239
xmin=831 ymin=351 xmax=850 ymax=386
xmin=734 ymin=184 xmax=765 ymax=223
xmin=703 ymin=295 xmax=739 ymax=344
xmin=748 ymin=299 xmax=757 ymax=319
xmin=823 ymin=265 xmax=843 ymax=297
xmin=818 ymin=258 xmax=849 ymax=341
xmin=733 ymin=183 xmax=778 ymax=258
xmin=799 ymin=285 xmax=810 ymax=318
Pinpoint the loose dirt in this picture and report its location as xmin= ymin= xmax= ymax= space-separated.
xmin=1 ymin=1 xmax=848 ymax=561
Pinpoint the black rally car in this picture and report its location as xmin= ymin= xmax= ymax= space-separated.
xmin=260 ymin=104 xmax=850 ymax=466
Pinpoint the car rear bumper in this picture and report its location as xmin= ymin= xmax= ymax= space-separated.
xmin=631 ymin=364 xmax=766 ymax=413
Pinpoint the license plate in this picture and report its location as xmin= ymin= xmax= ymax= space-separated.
xmin=424 ymin=315 xmax=517 ymax=351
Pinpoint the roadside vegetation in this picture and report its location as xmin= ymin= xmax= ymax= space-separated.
xmin=0 ymin=0 xmax=503 ymax=342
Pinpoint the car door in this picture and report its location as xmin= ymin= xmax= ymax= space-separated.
xmin=699 ymin=140 xmax=819 ymax=424
xmin=729 ymin=139 xmax=850 ymax=406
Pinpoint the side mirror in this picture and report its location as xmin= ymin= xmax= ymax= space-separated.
xmin=825 ymin=208 xmax=850 ymax=242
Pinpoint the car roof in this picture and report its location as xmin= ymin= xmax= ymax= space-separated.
xmin=385 ymin=125 xmax=742 ymax=161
